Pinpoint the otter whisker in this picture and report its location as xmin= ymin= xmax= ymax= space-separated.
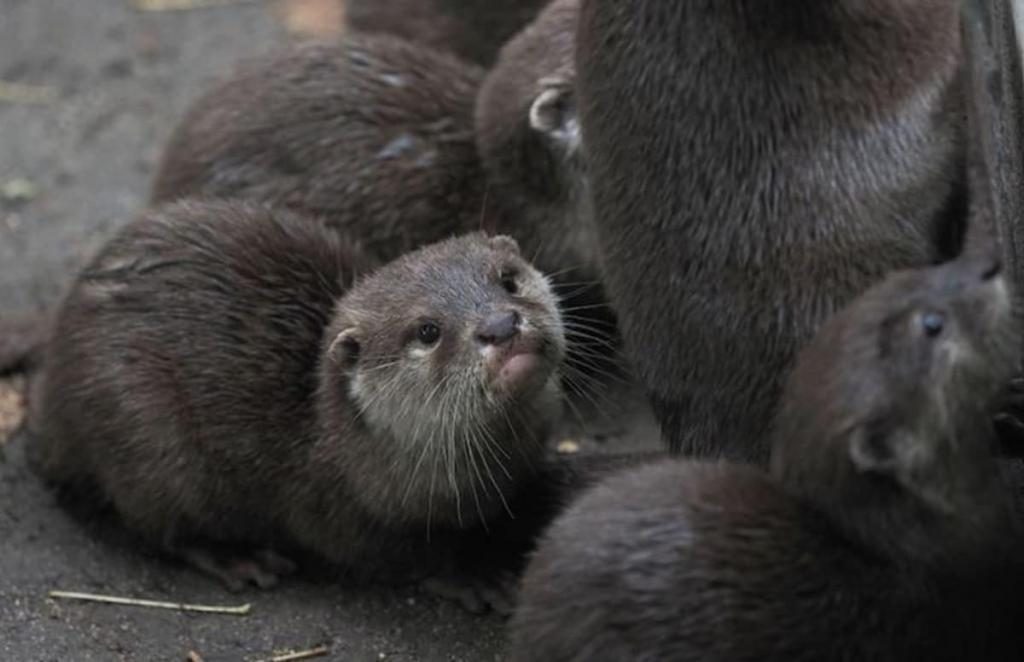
xmin=543 ymin=264 xmax=591 ymax=280
xmin=401 ymin=371 xmax=456 ymax=509
xmin=472 ymin=419 xmax=514 ymax=518
xmin=558 ymin=302 xmax=616 ymax=314
xmin=463 ymin=426 xmax=491 ymax=531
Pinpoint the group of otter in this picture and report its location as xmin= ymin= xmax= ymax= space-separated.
xmin=4 ymin=0 xmax=1024 ymax=659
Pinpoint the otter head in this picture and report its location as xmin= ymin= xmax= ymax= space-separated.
xmin=320 ymin=233 xmax=566 ymax=529
xmin=474 ymin=0 xmax=598 ymax=281
xmin=771 ymin=252 xmax=1017 ymax=565
xmin=474 ymin=0 xmax=583 ymax=197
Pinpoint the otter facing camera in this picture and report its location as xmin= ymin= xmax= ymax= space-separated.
xmin=529 ymin=85 xmax=580 ymax=153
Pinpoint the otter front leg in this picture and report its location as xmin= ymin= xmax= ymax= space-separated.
xmin=177 ymin=545 xmax=297 ymax=592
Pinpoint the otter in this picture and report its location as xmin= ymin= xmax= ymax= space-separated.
xmin=28 ymin=199 xmax=567 ymax=608
xmin=475 ymin=0 xmax=594 ymax=295
xmin=509 ymin=252 xmax=1024 ymax=660
xmin=150 ymin=36 xmax=487 ymax=263
xmin=574 ymin=0 xmax=968 ymax=461
xmin=345 ymin=0 xmax=550 ymax=67
xmin=152 ymin=23 xmax=592 ymax=281
xmin=150 ymin=24 xmax=618 ymax=393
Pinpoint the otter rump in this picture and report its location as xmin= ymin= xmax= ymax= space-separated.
xmin=28 ymin=200 xmax=566 ymax=605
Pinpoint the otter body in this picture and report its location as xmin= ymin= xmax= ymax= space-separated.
xmin=30 ymin=200 xmax=566 ymax=591
xmin=575 ymin=0 xmax=967 ymax=461
xmin=346 ymin=0 xmax=550 ymax=66
xmin=151 ymin=37 xmax=486 ymax=262
xmin=510 ymin=254 xmax=1023 ymax=660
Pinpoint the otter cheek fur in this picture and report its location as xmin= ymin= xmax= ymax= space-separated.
xmin=317 ymin=234 xmax=566 ymax=532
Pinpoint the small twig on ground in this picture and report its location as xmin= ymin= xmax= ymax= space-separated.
xmin=0 ymin=81 xmax=57 ymax=105
xmin=253 ymin=645 xmax=331 ymax=662
xmin=48 ymin=591 xmax=251 ymax=615
xmin=133 ymin=0 xmax=262 ymax=12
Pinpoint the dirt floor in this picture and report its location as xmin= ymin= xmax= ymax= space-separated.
xmin=0 ymin=1 xmax=659 ymax=659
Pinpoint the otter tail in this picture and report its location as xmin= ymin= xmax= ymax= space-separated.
xmin=0 ymin=312 xmax=49 ymax=377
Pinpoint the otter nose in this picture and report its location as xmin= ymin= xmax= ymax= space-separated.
xmin=476 ymin=310 xmax=521 ymax=346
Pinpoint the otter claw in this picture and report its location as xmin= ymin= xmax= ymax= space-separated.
xmin=180 ymin=546 xmax=297 ymax=592
xmin=421 ymin=572 xmax=518 ymax=615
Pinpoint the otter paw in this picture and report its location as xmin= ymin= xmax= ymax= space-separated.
xmin=421 ymin=571 xmax=518 ymax=615
xmin=180 ymin=546 xmax=297 ymax=592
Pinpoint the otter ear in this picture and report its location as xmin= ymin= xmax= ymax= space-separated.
xmin=328 ymin=328 xmax=362 ymax=371
xmin=849 ymin=425 xmax=915 ymax=478
xmin=529 ymin=82 xmax=580 ymax=153
xmin=489 ymin=235 xmax=521 ymax=255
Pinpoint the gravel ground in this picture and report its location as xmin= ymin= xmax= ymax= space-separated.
xmin=0 ymin=2 xmax=658 ymax=659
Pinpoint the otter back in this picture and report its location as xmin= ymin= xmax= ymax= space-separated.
xmin=575 ymin=0 xmax=967 ymax=461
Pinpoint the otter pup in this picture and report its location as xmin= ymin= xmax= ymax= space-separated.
xmin=29 ymin=199 xmax=566 ymax=599
xmin=510 ymin=253 xmax=1024 ymax=660
xmin=574 ymin=0 xmax=968 ymax=461
xmin=346 ymin=0 xmax=550 ymax=67
xmin=150 ymin=36 xmax=487 ymax=263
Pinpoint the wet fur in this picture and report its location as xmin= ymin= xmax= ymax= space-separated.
xmin=575 ymin=0 xmax=968 ymax=461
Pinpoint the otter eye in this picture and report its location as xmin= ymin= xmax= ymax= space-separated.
xmin=417 ymin=322 xmax=441 ymax=345
xmin=921 ymin=311 xmax=945 ymax=338
xmin=499 ymin=268 xmax=519 ymax=294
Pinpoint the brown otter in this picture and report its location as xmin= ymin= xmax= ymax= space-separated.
xmin=574 ymin=0 xmax=969 ymax=461
xmin=345 ymin=0 xmax=550 ymax=67
xmin=150 ymin=36 xmax=487 ymax=263
xmin=509 ymin=252 xmax=1024 ymax=660
xmin=475 ymin=0 xmax=594 ymax=293
xmin=150 ymin=25 xmax=618 ymax=394
xmin=28 ymin=199 xmax=567 ymax=608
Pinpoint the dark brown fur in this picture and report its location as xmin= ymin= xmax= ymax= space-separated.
xmin=151 ymin=27 xmax=618 ymax=392
xmin=28 ymin=200 xmax=567 ymax=596
xmin=150 ymin=37 xmax=487 ymax=263
xmin=510 ymin=254 xmax=1024 ymax=661
xmin=575 ymin=0 xmax=968 ymax=461
xmin=345 ymin=0 xmax=550 ymax=66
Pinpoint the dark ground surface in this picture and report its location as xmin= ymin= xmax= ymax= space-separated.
xmin=0 ymin=1 xmax=658 ymax=660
